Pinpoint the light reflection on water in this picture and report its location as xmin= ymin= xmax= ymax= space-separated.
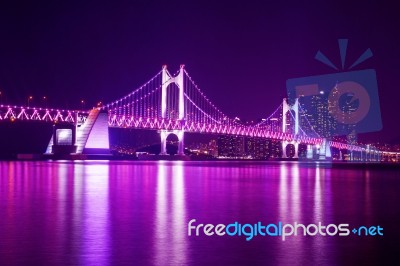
xmin=0 ymin=161 xmax=399 ymax=265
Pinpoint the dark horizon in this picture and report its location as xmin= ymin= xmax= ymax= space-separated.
xmin=0 ymin=1 xmax=399 ymax=143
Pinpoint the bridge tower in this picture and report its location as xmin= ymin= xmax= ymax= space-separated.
xmin=160 ymin=65 xmax=185 ymax=155
xmin=282 ymin=98 xmax=299 ymax=158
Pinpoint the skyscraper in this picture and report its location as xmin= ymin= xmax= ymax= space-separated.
xmin=245 ymin=137 xmax=271 ymax=159
xmin=299 ymin=91 xmax=337 ymax=138
xmin=217 ymin=135 xmax=245 ymax=158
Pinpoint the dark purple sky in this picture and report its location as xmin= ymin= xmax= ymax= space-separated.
xmin=0 ymin=1 xmax=399 ymax=142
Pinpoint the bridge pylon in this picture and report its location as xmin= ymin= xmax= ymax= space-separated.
xmin=282 ymin=98 xmax=299 ymax=158
xmin=160 ymin=65 xmax=185 ymax=155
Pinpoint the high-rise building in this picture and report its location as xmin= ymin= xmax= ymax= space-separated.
xmin=217 ymin=135 xmax=245 ymax=158
xmin=270 ymin=139 xmax=282 ymax=158
xmin=329 ymin=85 xmax=358 ymax=141
xmin=245 ymin=137 xmax=270 ymax=159
xmin=299 ymin=92 xmax=337 ymax=138
xmin=208 ymin=139 xmax=218 ymax=157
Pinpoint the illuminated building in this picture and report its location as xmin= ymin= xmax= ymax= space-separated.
xmin=270 ymin=139 xmax=282 ymax=158
xmin=245 ymin=137 xmax=270 ymax=159
xmin=300 ymin=91 xmax=336 ymax=138
xmin=217 ymin=135 xmax=245 ymax=158
xmin=208 ymin=139 xmax=218 ymax=157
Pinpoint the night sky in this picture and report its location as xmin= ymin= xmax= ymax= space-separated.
xmin=0 ymin=1 xmax=399 ymax=143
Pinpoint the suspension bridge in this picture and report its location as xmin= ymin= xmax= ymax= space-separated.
xmin=0 ymin=65 xmax=396 ymax=161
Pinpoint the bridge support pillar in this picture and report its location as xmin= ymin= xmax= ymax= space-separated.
xmin=282 ymin=141 xmax=298 ymax=159
xmin=178 ymin=132 xmax=184 ymax=155
xmin=306 ymin=144 xmax=313 ymax=159
xmin=160 ymin=130 xmax=184 ymax=155
xmin=160 ymin=131 xmax=167 ymax=155
xmin=282 ymin=142 xmax=287 ymax=158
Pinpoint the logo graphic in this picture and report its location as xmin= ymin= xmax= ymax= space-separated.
xmin=286 ymin=39 xmax=382 ymax=137
xmin=187 ymin=219 xmax=384 ymax=241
